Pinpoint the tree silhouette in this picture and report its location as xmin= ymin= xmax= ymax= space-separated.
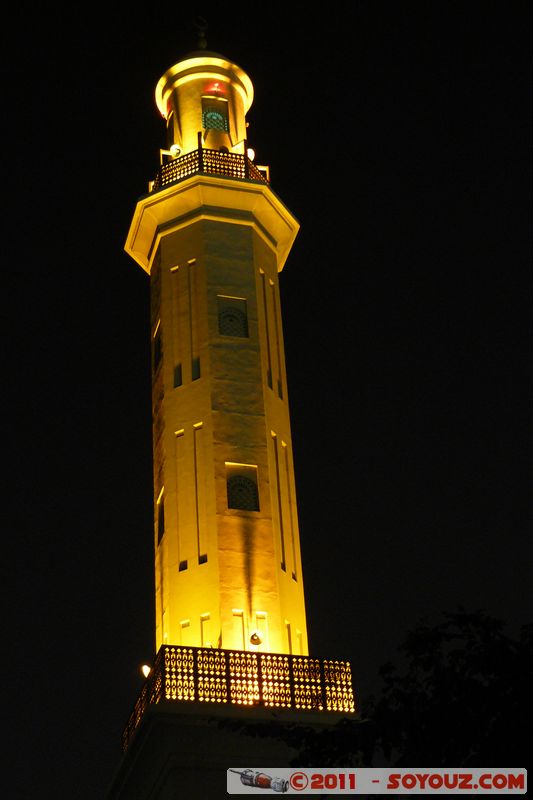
xmin=369 ymin=608 xmax=532 ymax=767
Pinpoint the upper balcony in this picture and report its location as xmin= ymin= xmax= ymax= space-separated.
xmin=126 ymin=144 xmax=297 ymax=275
xmin=150 ymin=147 xmax=269 ymax=193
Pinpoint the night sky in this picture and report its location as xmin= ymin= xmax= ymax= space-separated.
xmin=5 ymin=4 xmax=532 ymax=798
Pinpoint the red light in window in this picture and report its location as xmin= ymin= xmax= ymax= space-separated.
xmin=204 ymin=80 xmax=225 ymax=95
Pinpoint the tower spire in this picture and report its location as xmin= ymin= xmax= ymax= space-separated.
xmin=193 ymin=15 xmax=208 ymax=49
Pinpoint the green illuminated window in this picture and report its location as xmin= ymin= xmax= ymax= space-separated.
xmin=202 ymin=107 xmax=229 ymax=132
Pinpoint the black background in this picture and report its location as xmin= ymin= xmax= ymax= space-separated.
xmin=4 ymin=3 xmax=531 ymax=797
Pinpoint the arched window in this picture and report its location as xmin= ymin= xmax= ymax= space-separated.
xmin=217 ymin=296 xmax=248 ymax=337
xmin=227 ymin=475 xmax=259 ymax=511
xmin=219 ymin=307 xmax=248 ymax=337
xmin=202 ymin=96 xmax=229 ymax=133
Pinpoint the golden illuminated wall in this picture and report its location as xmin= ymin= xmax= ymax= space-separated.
xmin=126 ymin=51 xmax=307 ymax=657
xmin=155 ymin=53 xmax=253 ymax=157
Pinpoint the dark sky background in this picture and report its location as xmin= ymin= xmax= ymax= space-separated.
xmin=4 ymin=3 xmax=531 ymax=798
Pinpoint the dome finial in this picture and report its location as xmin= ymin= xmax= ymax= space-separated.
xmin=193 ymin=16 xmax=208 ymax=49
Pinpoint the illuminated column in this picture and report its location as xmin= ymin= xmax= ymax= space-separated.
xmin=125 ymin=50 xmax=308 ymax=656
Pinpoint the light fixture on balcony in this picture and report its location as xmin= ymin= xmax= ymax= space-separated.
xmin=246 ymin=147 xmax=255 ymax=161
xmin=140 ymin=664 xmax=152 ymax=678
xmin=169 ymin=144 xmax=181 ymax=157
xmin=249 ymin=630 xmax=263 ymax=645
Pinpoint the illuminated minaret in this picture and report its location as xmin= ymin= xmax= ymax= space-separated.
xmin=110 ymin=36 xmax=354 ymax=799
xmin=126 ymin=48 xmax=307 ymax=658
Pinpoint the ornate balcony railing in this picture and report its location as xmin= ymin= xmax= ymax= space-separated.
xmin=151 ymin=148 xmax=268 ymax=192
xmin=122 ymin=644 xmax=355 ymax=751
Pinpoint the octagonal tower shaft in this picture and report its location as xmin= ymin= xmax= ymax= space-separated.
xmin=125 ymin=51 xmax=307 ymax=656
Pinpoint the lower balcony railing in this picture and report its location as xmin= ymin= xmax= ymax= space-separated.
xmin=122 ymin=644 xmax=355 ymax=751
xmin=151 ymin=148 xmax=268 ymax=192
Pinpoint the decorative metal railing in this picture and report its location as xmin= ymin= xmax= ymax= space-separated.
xmin=151 ymin=148 xmax=268 ymax=192
xmin=122 ymin=644 xmax=355 ymax=751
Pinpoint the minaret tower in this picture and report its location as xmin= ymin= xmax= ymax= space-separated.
xmin=126 ymin=48 xmax=307 ymax=657
xmin=110 ymin=34 xmax=354 ymax=799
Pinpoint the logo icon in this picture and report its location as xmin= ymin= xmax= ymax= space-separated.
xmin=229 ymin=769 xmax=289 ymax=793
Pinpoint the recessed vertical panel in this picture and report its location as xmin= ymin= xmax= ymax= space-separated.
xmin=254 ymin=611 xmax=269 ymax=651
xmin=232 ymin=610 xmax=245 ymax=650
xmin=259 ymin=271 xmax=273 ymax=389
xmin=285 ymin=620 xmax=292 ymax=654
xmin=175 ymin=429 xmax=185 ymax=567
xmin=200 ymin=613 xmax=211 ymax=647
xmin=188 ymin=261 xmax=201 ymax=380
xmin=193 ymin=423 xmax=208 ymax=563
xmin=271 ymin=433 xmax=286 ymax=570
xmin=270 ymin=280 xmax=283 ymax=398
xmin=282 ymin=441 xmax=298 ymax=581
xmin=170 ymin=265 xmax=183 ymax=386
xmin=180 ymin=619 xmax=192 ymax=646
